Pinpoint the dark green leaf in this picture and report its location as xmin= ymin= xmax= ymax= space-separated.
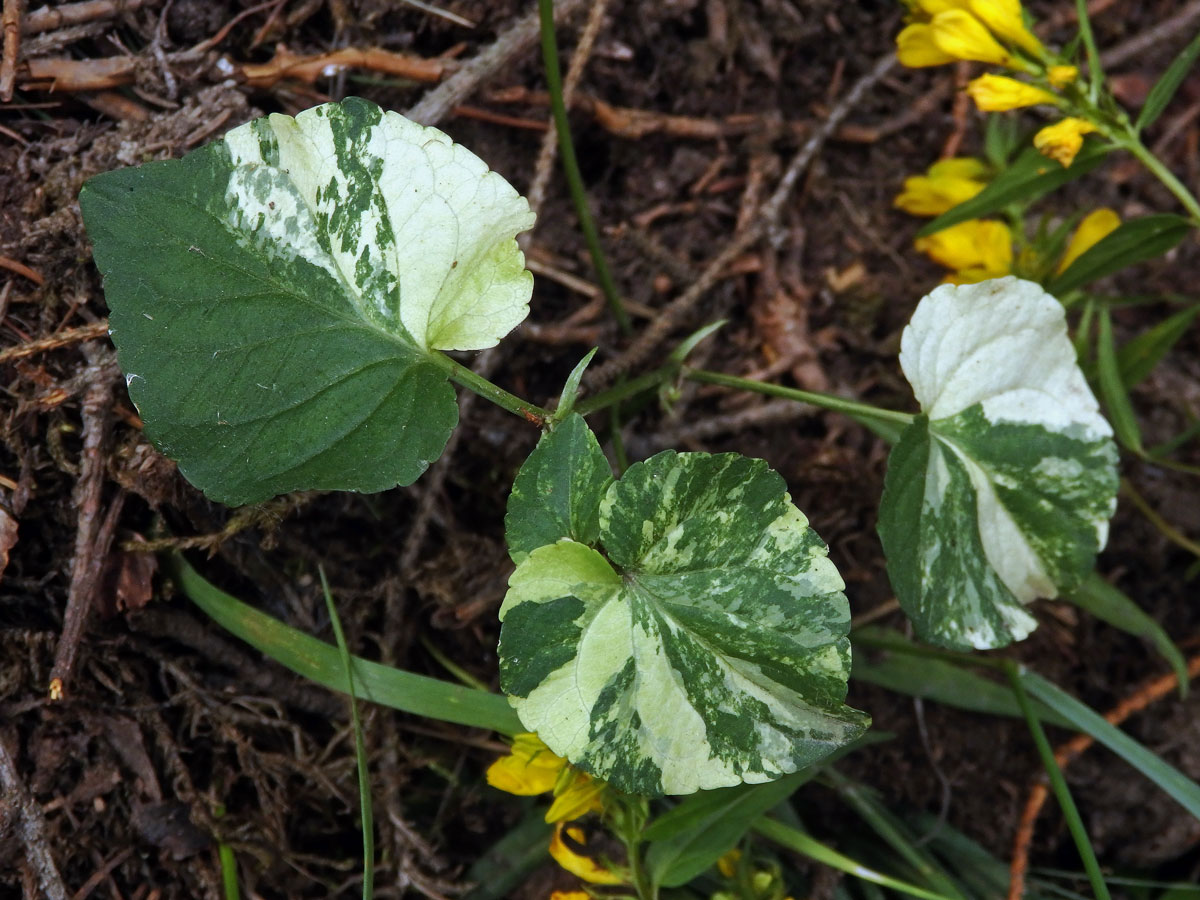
xmin=504 ymin=412 xmax=613 ymax=564
xmin=645 ymin=772 xmax=810 ymax=888
xmin=1048 ymin=215 xmax=1190 ymax=296
xmin=1136 ymin=30 xmax=1200 ymax=132
xmin=917 ymin=143 xmax=1109 ymax=237
xmin=464 ymin=811 xmax=551 ymax=900
xmin=1117 ymin=304 xmax=1200 ymax=388
xmin=984 ymin=114 xmax=1023 ymax=169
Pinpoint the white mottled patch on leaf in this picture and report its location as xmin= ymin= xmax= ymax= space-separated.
xmin=222 ymin=99 xmax=535 ymax=351
xmin=902 ymin=276 xmax=1111 ymax=439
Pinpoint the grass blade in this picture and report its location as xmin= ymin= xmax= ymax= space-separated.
xmin=1117 ymin=304 xmax=1200 ymax=388
xmin=172 ymin=554 xmax=522 ymax=734
xmin=851 ymin=627 xmax=1072 ymax=726
xmin=1096 ymin=308 xmax=1145 ymax=453
xmin=320 ymin=568 xmax=374 ymax=900
xmin=1136 ymin=29 xmax=1200 ymax=132
xmin=1007 ymin=665 xmax=1111 ymax=900
xmin=1065 ymin=572 xmax=1187 ymax=696
xmin=537 ymin=0 xmax=629 ymax=334
xmin=753 ymin=817 xmax=959 ymax=900
xmin=823 ymin=770 xmax=967 ymax=900
xmin=1020 ymin=669 xmax=1200 ymax=820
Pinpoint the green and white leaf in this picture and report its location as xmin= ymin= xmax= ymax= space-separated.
xmin=505 ymin=412 xmax=612 ymax=565
xmin=878 ymin=277 xmax=1118 ymax=650
xmin=499 ymin=431 xmax=869 ymax=796
xmin=80 ymin=97 xmax=535 ymax=506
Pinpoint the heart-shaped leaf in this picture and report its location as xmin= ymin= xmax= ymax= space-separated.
xmin=878 ymin=277 xmax=1119 ymax=650
xmin=499 ymin=414 xmax=868 ymax=795
xmin=80 ymin=97 xmax=535 ymax=506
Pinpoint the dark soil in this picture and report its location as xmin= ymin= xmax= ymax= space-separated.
xmin=3 ymin=0 xmax=1200 ymax=897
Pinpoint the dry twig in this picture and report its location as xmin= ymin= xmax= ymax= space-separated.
xmin=0 ymin=0 xmax=24 ymax=101
xmin=405 ymin=0 xmax=589 ymax=127
xmin=238 ymin=44 xmax=452 ymax=89
xmin=24 ymin=0 xmax=151 ymax=34
xmin=0 ymin=321 xmax=108 ymax=364
xmin=48 ymin=345 xmax=120 ymax=700
xmin=0 ymin=736 xmax=68 ymax=900
xmin=586 ymin=52 xmax=898 ymax=390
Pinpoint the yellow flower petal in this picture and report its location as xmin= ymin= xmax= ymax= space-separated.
xmin=895 ymin=157 xmax=990 ymax=217
xmin=915 ymin=0 xmax=972 ymax=14
xmin=897 ymin=22 xmax=957 ymax=67
xmin=549 ymin=823 xmax=625 ymax=886
xmin=914 ymin=219 xmax=1012 ymax=275
xmin=1058 ymin=208 xmax=1120 ymax=273
xmin=927 ymin=157 xmax=991 ymax=181
xmin=967 ymin=74 xmax=1057 ymax=111
xmin=1033 ymin=117 xmax=1098 ymax=167
xmin=717 ymin=848 xmax=742 ymax=878
xmin=545 ymin=773 xmax=605 ymax=823
xmin=968 ymin=0 xmax=1043 ymax=55
xmin=549 ymin=893 xmax=591 ymax=900
xmin=486 ymin=733 xmax=565 ymax=796
xmin=931 ymin=10 xmax=1012 ymax=65
xmin=1047 ymin=65 xmax=1079 ymax=88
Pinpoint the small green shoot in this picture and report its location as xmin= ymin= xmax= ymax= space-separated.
xmin=320 ymin=568 xmax=374 ymax=900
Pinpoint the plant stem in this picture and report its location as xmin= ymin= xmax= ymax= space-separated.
xmin=1005 ymin=662 xmax=1112 ymax=900
xmin=1116 ymin=132 xmax=1200 ymax=225
xmin=432 ymin=352 xmax=551 ymax=424
xmin=537 ymin=0 xmax=631 ymax=334
xmin=1075 ymin=0 xmax=1104 ymax=105
xmin=574 ymin=363 xmax=679 ymax=416
xmin=684 ymin=368 xmax=914 ymax=429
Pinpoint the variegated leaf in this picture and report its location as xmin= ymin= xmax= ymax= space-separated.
xmin=878 ymin=277 xmax=1118 ymax=650
xmin=500 ymin=440 xmax=869 ymax=796
xmin=505 ymin=413 xmax=613 ymax=566
xmin=80 ymin=97 xmax=535 ymax=506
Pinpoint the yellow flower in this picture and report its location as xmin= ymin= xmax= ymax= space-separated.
xmin=487 ymin=733 xmax=605 ymax=823
xmin=895 ymin=157 xmax=990 ymax=217
xmin=1033 ymin=117 xmax=1098 ymax=167
xmin=487 ymin=733 xmax=564 ymax=796
xmin=717 ymin=848 xmax=742 ymax=878
xmin=968 ymin=0 xmax=1043 ymax=56
xmin=1047 ymin=65 xmax=1079 ymax=88
xmin=1057 ymin=208 xmax=1120 ymax=273
xmin=914 ymin=219 xmax=1012 ymax=278
xmin=545 ymin=773 xmax=605 ymax=823
xmin=931 ymin=10 xmax=1012 ymax=66
xmin=966 ymin=74 xmax=1057 ymax=111
xmin=896 ymin=22 xmax=957 ymax=67
xmin=549 ymin=822 xmax=625 ymax=885
xmin=549 ymin=893 xmax=591 ymax=900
